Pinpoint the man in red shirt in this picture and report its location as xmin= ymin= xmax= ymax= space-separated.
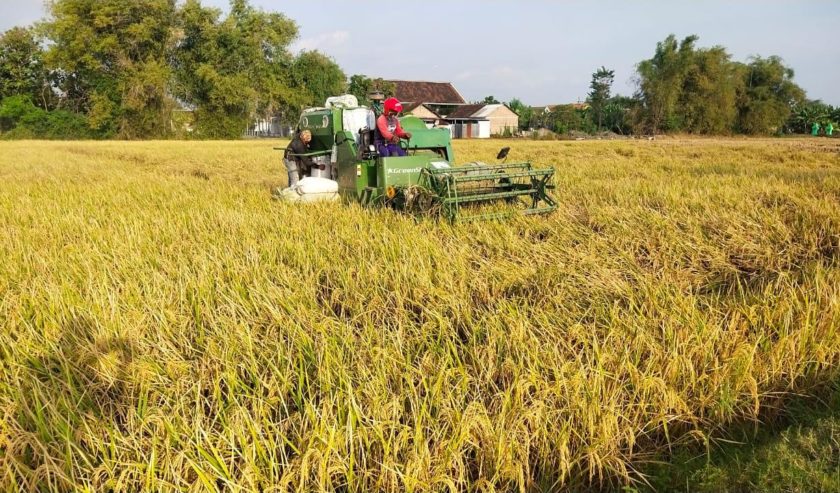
xmin=375 ymin=97 xmax=412 ymax=157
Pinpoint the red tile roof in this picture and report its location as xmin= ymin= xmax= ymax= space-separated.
xmin=387 ymin=80 xmax=466 ymax=105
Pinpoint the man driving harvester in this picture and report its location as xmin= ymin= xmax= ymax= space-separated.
xmin=375 ymin=97 xmax=412 ymax=157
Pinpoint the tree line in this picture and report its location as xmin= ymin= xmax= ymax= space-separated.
xmin=1 ymin=4 xmax=835 ymax=139
xmin=509 ymin=35 xmax=838 ymax=137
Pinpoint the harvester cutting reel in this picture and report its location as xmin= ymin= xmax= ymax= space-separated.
xmin=398 ymin=161 xmax=558 ymax=223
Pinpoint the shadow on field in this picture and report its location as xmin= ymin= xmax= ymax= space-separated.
xmin=24 ymin=314 xmax=137 ymax=432
xmin=639 ymin=377 xmax=840 ymax=493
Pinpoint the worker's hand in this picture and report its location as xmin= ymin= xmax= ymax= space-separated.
xmin=390 ymin=135 xmax=400 ymax=144
xmin=404 ymin=132 xmax=412 ymax=140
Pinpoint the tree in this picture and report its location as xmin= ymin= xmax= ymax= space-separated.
xmin=602 ymin=96 xmax=637 ymax=135
xmin=785 ymin=100 xmax=832 ymax=134
xmin=635 ymin=35 xmax=699 ymax=133
xmin=172 ymin=0 xmax=300 ymax=138
xmin=587 ymin=66 xmax=614 ymax=131
xmin=347 ymin=75 xmax=396 ymax=104
xmin=42 ymin=0 xmax=179 ymax=138
xmin=737 ymin=56 xmax=805 ymax=134
xmin=684 ymin=47 xmax=742 ymax=134
xmin=290 ymin=50 xmax=346 ymax=110
xmin=482 ymin=95 xmax=500 ymax=104
xmin=634 ymin=34 xmax=804 ymax=135
xmin=0 ymin=27 xmax=51 ymax=109
xmin=508 ymin=98 xmax=532 ymax=131
xmin=544 ymin=104 xmax=593 ymax=135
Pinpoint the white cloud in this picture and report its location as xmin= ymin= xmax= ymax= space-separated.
xmin=291 ymin=30 xmax=350 ymax=54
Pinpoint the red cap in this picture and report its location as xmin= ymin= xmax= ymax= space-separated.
xmin=384 ymin=97 xmax=403 ymax=114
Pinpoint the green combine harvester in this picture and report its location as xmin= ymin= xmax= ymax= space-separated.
xmin=287 ymin=101 xmax=557 ymax=222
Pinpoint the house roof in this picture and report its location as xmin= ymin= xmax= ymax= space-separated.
xmin=387 ymin=80 xmax=466 ymax=105
xmin=445 ymin=104 xmax=485 ymax=119
xmin=472 ymin=104 xmax=513 ymax=118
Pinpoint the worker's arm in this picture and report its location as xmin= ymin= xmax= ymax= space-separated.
xmin=393 ymin=120 xmax=411 ymax=140
xmin=290 ymin=138 xmax=314 ymax=167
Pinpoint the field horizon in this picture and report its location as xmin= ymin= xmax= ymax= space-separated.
xmin=2 ymin=137 xmax=839 ymax=492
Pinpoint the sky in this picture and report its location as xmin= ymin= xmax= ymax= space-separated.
xmin=1 ymin=0 xmax=838 ymax=106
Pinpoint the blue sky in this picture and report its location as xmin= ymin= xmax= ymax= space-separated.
xmin=2 ymin=0 xmax=838 ymax=105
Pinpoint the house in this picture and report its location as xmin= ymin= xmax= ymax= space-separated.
xmin=246 ymin=116 xmax=294 ymax=138
xmin=403 ymin=102 xmax=443 ymax=127
xmin=446 ymin=104 xmax=519 ymax=138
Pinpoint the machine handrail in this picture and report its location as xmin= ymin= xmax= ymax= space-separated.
xmin=271 ymin=148 xmax=332 ymax=158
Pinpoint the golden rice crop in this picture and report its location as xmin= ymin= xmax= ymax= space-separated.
xmin=1 ymin=137 xmax=839 ymax=492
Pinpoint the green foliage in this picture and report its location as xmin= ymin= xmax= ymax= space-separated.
xmin=507 ymin=98 xmax=532 ymax=131
xmin=290 ymin=50 xmax=346 ymax=111
xmin=587 ymin=66 xmax=614 ymax=130
xmin=679 ymin=47 xmax=742 ymax=134
xmin=42 ymin=0 xmax=178 ymax=138
xmin=347 ymin=74 xmax=396 ymax=104
xmin=482 ymin=95 xmax=500 ymax=104
xmin=0 ymin=27 xmax=51 ymax=108
xmin=737 ymin=56 xmax=805 ymax=135
xmin=0 ymin=95 xmax=92 ymax=139
xmin=785 ymin=100 xmax=834 ymax=134
xmin=536 ymin=104 xmax=594 ymax=135
xmin=635 ymin=35 xmax=805 ymax=135
xmin=602 ymin=96 xmax=638 ymax=135
xmin=0 ymin=0 xmax=349 ymax=140
xmin=636 ymin=35 xmax=699 ymax=132
xmin=172 ymin=0 xmax=300 ymax=138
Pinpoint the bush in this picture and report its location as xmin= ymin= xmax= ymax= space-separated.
xmin=0 ymin=95 xmax=94 ymax=139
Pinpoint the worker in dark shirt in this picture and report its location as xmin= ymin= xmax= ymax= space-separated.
xmin=284 ymin=129 xmax=314 ymax=187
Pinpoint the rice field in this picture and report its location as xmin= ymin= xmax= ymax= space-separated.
xmin=1 ymin=137 xmax=839 ymax=492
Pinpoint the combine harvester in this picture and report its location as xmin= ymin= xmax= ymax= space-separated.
xmin=280 ymin=95 xmax=557 ymax=222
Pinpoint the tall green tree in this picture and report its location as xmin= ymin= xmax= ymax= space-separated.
xmin=42 ymin=0 xmax=178 ymax=138
xmin=172 ymin=0 xmax=300 ymax=138
xmin=737 ymin=56 xmax=805 ymax=134
xmin=635 ymin=34 xmax=698 ymax=132
xmin=290 ymin=50 xmax=346 ymax=110
xmin=634 ymin=35 xmax=804 ymax=135
xmin=678 ymin=46 xmax=742 ymax=134
xmin=0 ymin=27 xmax=51 ymax=108
xmin=587 ymin=66 xmax=614 ymax=131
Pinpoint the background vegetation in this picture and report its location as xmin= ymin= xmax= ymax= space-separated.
xmin=1 ymin=2 xmax=836 ymax=139
xmin=1 ymin=138 xmax=839 ymax=491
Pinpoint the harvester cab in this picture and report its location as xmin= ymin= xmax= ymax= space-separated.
xmin=288 ymin=95 xmax=557 ymax=222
